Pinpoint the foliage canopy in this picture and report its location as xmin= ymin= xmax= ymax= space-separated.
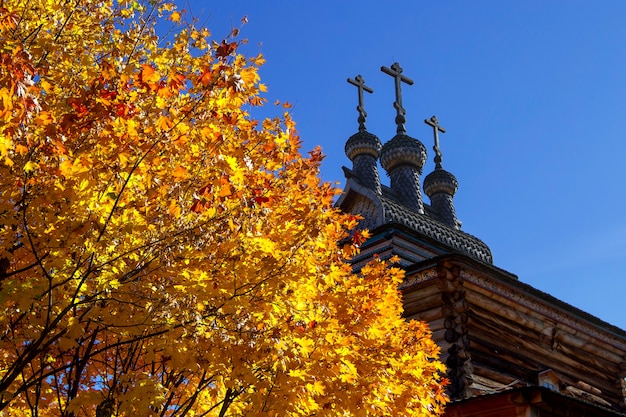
xmin=0 ymin=1 xmax=447 ymax=415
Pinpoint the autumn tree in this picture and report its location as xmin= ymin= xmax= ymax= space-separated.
xmin=0 ymin=1 xmax=447 ymax=416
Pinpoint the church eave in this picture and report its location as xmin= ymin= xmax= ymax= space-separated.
xmin=404 ymin=253 xmax=626 ymax=347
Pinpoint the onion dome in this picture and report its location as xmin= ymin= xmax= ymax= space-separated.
xmin=423 ymin=115 xmax=461 ymax=229
xmin=380 ymin=133 xmax=427 ymax=171
xmin=424 ymin=167 xmax=458 ymax=197
xmin=345 ymin=75 xmax=383 ymax=194
xmin=345 ymin=130 xmax=383 ymax=194
xmin=380 ymin=133 xmax=427 ymax=213
xmin=345 ymin=130 xmax=382 ymax=160
xmin=424 ymin=167 xmax=460 ymax=230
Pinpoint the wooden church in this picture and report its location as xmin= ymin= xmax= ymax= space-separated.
xmin=337 ymin=63 xmax=626 ymax=416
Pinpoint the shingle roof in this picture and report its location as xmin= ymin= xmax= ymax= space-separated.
xmin=378 ymin=191 xmax=492 ymax=263
xmin=337 ymin=173 xmax=493 ymax=264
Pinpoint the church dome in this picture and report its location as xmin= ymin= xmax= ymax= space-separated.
xmin=424 ymin=168 xmax=459 ymax=197
xmin=345 ymin=130 xmax=382 ymax=160
xmin=380 ymin=133 xmax=427 ymax=171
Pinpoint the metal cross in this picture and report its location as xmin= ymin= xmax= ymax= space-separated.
xmin=424 ymin=115 xmax=446 ymax=169
xmin=381 ymin=62 xmax=414 ymax=134
xmin=347 ymin=75 xmax=373 ymax=132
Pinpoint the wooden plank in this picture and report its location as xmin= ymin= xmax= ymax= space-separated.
xmin=467 ymin=324 xmax=621 ymax=401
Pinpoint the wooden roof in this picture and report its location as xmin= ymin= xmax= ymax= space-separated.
xmin=402 ymin=253 xmax=626 ymax=413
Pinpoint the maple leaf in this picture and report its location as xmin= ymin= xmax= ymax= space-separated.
xmin=352 ymin=230 xmax=367 ymax=246
xmin=139 ymin=63 xmax=160 ymax=90
xmin=0 ymin=7 xmax=19 ymax=30
xmin=216 ymin=40 xmax=237 ymax=59
xmin=308 ymin=146 xmax=324 ymax=163
xmin=169 ymin=10 xmax=181 ymax=23
xmin=172 ymin=165 xmax=189 ymax=180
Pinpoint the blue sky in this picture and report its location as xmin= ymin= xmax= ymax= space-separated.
xmin=182 ymin=1 xmax=626 ymax=329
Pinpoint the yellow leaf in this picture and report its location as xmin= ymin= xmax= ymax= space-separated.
xmin=294 ymin=337 xmax=315 ymax=356
xmin=253 ymin=237 xmax=275 ymax=254
xmin=169 ymin=11 xmax=181 ymax=23
xmin=23 ymin=160 xmax=38 ymax=172
xmin=288 ymin=369 xmax=307 ymax=380
xmin=168 ymin=201 xmax=181 ymax=217
xmin=251 ymin=54 xmax=266 ymax=66
xmin=240 ymin=68 xmax=258 ymax=86
xmin=306 ymin=381 xmax=325 ymax=396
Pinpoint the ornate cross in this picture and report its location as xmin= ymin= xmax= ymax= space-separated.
xmin=381 ymin=62 xmax=414 ymax=134
xmin=347 ymin=75 xmax=373 ymax=132
xmin=424 ymin=115 xmax=446 ymax=169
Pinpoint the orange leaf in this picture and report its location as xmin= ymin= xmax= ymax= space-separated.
xmin=157 ymin=115 xmax=173 ymax=131
xmin=14 ymin=144 xmax=28 ymax=155
xmin=219 ymin=183 xmax=232 ymax=197
xmin=172 ymin=165 xmax=189 ymax=180
xmin=139 ymin=64 xmax=160 ymax=90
